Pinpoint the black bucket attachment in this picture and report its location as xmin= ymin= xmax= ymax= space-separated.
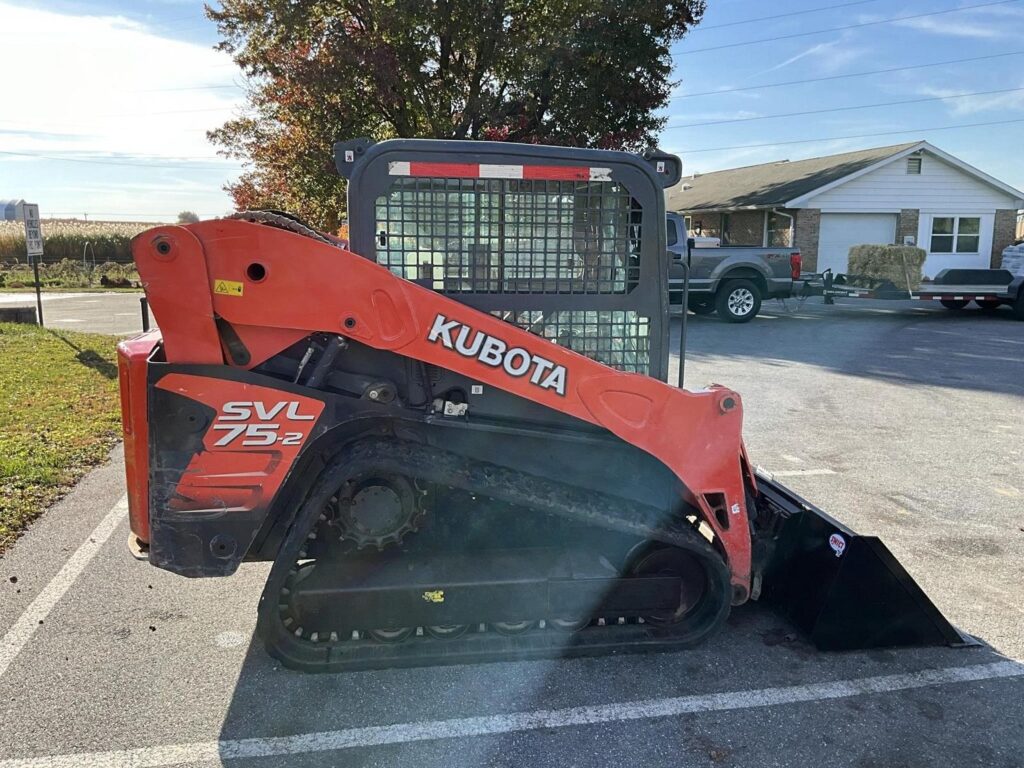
xmin=756 ymin=473 xmax=973 ymax=651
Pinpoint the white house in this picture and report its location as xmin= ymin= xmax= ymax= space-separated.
xmin=666 ymin=141 xmax=1024 ymax=277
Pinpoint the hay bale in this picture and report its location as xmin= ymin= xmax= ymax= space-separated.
xmin=846 ymin=244 xmax=926 ymax=290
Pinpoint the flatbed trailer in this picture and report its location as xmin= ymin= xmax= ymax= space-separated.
xmin=802 ymin=268 xmax=1024 ymax=319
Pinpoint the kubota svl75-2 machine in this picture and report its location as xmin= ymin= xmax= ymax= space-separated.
xmin=118 ymin=139 xmax=967 ymax=671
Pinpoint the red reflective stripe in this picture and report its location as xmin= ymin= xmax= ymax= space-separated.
xmin=408 ymin=161 xmax=480 ymax=178
xmin=523 ymin=165 xmax=590 ymax=181
xmin=403 ymin=162 xmax=595 ymax=180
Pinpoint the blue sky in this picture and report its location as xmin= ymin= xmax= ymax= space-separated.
xmin=1 ymin=0 xmax=1022 ymax=222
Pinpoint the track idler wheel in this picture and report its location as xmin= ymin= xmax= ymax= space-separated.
xmin=627 ymin=544 xmax=732 ymax=641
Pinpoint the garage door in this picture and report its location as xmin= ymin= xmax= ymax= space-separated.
xmin=817 ymin=213 xmax=897 ymax=274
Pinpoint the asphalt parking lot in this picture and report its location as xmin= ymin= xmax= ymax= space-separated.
xmin=0 ymin=291 xmax=149 ymax=335
xmin=1 ymin=297 xmax=1023 ymax=767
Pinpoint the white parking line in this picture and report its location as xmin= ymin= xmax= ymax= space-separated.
xmin=1 ymin=660 xmax=1020 ymax=767
xmin=0 ymin=495 xmax=127 ymax=680
xmin=767 ymin=468 xmax=837 ymax=478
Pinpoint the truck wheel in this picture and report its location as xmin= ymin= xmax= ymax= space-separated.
xmin=716 ymin=280 xmax=762 ymax=323
xmin=688 ymin=297 xmax=715 ymax=315
xmin=940 ymin=299 xmax=969 ymax=310
xmin=975 ymin=299 xmax=1001 ymax=311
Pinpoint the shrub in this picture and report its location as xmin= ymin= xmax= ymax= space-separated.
xmin=847 ymin=244 xmax=927 ymax=290
xmin=0 ymin=259 xmax=140 ymax=290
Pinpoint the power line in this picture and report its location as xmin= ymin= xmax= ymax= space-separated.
xmin=671 ymin=51 xmax=1024 ymax=100
xmin=667 ymin=86 xmax=1024 ymax=130
xmin=693 ymin=0 xmax=884 ymax=31
xmin=678 ymin=117 xmax=1024 ymax=154
xmin=672 ymin=0 xmax=1022 ymax=55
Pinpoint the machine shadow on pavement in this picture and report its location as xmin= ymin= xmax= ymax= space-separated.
xmin=214 ymin=600 xmax=1010 ymax=767
xmin=679 ymin=307 xmax=1024 ymax=398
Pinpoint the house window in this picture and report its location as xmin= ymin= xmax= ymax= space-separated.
xmin=930 ymin=216 xmax=980 ymax=254
xmin=906 ymin=157 xmax=922 ymax=175
xmin=766 ymin=210 xmax=792 ymax=247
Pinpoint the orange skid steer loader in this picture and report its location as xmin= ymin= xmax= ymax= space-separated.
xmin=117 ymin=139 xmax=967 ymax=671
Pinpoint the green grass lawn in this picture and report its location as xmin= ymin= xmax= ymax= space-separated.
xmin=0 ymin=323 xmax=122 ymax=552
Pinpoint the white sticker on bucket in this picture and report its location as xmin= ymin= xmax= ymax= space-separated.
xmin=829 ymin=533 xmax=847 ymax=558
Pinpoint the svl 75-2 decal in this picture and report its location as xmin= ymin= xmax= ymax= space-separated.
xmin=212 ymin=400 xmax=317 ymax=447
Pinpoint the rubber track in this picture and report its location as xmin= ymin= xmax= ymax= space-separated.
xmin=257 ymin=439 xmax=732 ymax=672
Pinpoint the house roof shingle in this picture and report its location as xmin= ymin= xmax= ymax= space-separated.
xmin=665 ymin=142 xmax=920 ymax=212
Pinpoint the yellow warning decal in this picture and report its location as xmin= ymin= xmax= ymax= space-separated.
xmin=422 ymin=590 xmax=444 ymax=603
xmin=213 ymin=279 xmax=244 ymax=297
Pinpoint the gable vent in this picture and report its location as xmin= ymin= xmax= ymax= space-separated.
xmin=906 ymin=156 xmax=922 ymax=175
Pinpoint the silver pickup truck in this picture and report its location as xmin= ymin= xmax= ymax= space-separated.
xmin=667 ymin=212 xmax=802 ymax=322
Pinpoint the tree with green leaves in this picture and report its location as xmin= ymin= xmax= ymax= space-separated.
xmin=208 ymin=0 xmax=705 ymax=229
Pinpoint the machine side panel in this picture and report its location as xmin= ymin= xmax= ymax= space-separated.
xmin=136 ymin=220 xmax=752 ymax=593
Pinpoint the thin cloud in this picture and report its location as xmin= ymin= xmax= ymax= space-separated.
xmin=754 ymin=36 xmax=867 ymax=78
xmin=666 ymin=110 xmax=762 ymax=126
xmin=893 ymin=15 xmax=1009 ymax=39
xmin=0 ymin=1 xmax=243 ymax=217
xmin=0 ymin=3 xmax=242 ymax=161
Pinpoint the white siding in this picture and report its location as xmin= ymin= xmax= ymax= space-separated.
xmin=804 ymin=153 xmax=1019 ymax=213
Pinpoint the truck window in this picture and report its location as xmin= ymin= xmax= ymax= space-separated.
xmin=666 ymin=219 xmax=678 ymax=246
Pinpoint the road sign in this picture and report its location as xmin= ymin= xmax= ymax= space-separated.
xmin=23 ymin=203 xmax=43 ymax=258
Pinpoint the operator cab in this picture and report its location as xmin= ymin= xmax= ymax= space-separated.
xmin=335 ymin=139 xmax=682 ymax=381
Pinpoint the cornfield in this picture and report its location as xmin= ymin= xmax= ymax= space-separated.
xmin=0 ymin=219 xmax=160 ymax=265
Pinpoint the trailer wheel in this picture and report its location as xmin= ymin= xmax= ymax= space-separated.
xmin=716 ymin=279 xmax=762 ymax=323
xmin=975 ymin=299 xmax=1001 ymax=311
xmin=940 ymin=299 xmax=969 ymax=310
xmin=1013 ymin=291 xmax=1024 ymax=321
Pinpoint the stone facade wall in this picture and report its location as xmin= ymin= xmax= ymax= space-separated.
xmin=793 ymin=208 xmax=821 ymax=271
xmin=726 ymin=210 xmax=765 ymax=246
xmin=992 ymin=209 xmax=1018 ymax=268
xmin=898 ymin=209 xmax=920 ymax=246
xmin=685 ymin=210 xmax=765 ymax=245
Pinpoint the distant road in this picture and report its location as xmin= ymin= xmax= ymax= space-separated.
xmin=0 ymin=291 xmax=150 ymax=335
